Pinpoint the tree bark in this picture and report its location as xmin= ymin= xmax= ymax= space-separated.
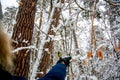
xmin=73 ymin=29 xmax=79 ymax=54
xmin=12 ymin=0 xmax=38 ymax=78
xmin=37 ymin=1 xmax=62 ymax=78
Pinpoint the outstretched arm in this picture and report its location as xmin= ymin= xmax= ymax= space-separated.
xmin=38 ymin=57 xmax=71 ymax=80
xmin=38 ymin=63 xmax=66 ymax=80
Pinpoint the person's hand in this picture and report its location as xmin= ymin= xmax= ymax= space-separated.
xmin=57 ymin=57 xmax=72 ymax=66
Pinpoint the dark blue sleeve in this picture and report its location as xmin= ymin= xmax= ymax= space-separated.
xmin=38 ymin=63 xmax=66 ymax=80
xmin=13 ymin=76 xmax=26 ymax=80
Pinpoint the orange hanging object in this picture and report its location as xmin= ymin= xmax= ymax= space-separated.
xmin=87 ymin=50 xmax=92 ymax=59
xmin=97 ymin=51 xmax=103 ymax=60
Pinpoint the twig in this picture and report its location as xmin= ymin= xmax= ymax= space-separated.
xmin=36 ymin=26 xmax=52 ymax=39
xmin=104 ymin=0 xmax=118 ymax=6
xmin=74 ymin=0 xmax=92 ymax=12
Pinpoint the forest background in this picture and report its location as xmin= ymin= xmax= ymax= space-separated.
xmin=0 ymin=0 xmax=120 ymax=80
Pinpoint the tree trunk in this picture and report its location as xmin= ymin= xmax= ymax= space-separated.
xmin=37 ymin=1 xmax=62 ymax=78
xmin=72 ymin=29 xmax=79 ymax=54
xmin=108 ymin=1 xmax=120 ymax=79
xmin=12 ymin=0 xmax=38 ymax=78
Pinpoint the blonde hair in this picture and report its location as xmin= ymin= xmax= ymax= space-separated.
xmin=0 ymin=22 xmax=14 ymax=73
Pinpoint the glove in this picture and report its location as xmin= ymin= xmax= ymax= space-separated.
xmin=57 ymin=56 xmax=72 ymax=66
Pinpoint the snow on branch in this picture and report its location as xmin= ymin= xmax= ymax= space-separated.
xmin=12 ymin=46 xmax=37 ymax=53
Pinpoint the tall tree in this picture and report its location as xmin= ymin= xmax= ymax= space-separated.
xmin=12 ymin=0 xmax=38 ymax=78
xmin=107 ymin=0 xmax=120 ymax=79
xmin=37 ymin=0 xmax=63 ymax=78
xmin=108 ymin=0 xmax=120 ymax=52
